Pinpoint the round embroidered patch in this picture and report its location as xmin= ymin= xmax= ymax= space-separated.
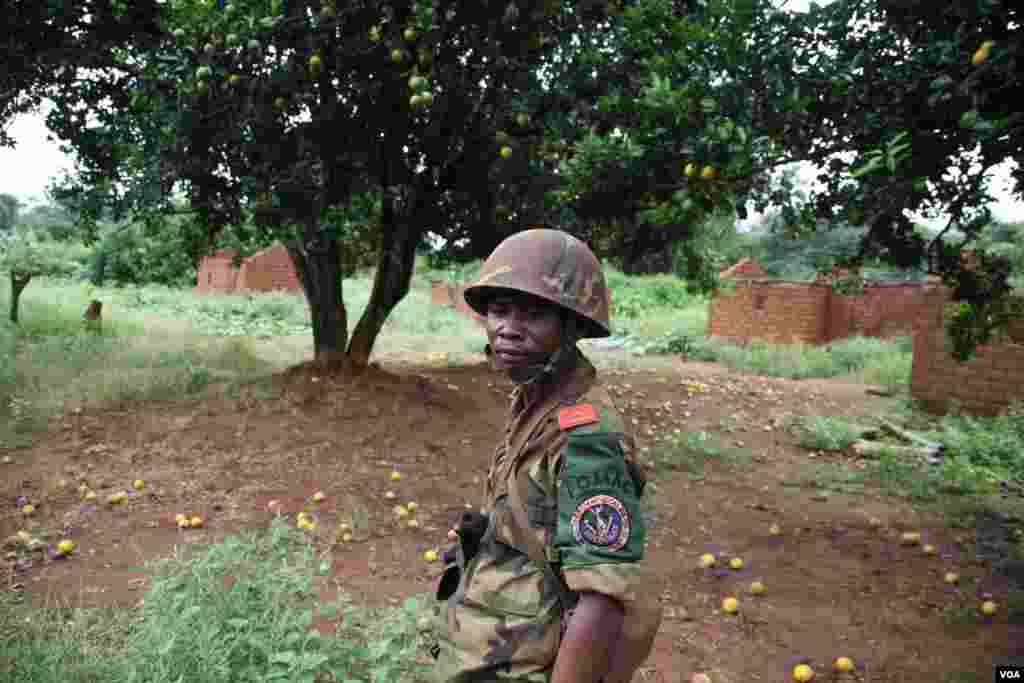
xmin=570 ymin=495 xmax=630 ymax=551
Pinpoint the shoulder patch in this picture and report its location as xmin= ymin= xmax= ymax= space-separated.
xmin=559 ymin=403 xmax=599 ymax=431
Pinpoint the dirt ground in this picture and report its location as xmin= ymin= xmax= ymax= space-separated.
xmin=1 ymin=348 xmax=1018 ymax=682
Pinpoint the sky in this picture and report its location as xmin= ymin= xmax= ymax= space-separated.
xmin=1 ymin=0 xmax=1021 ymax=228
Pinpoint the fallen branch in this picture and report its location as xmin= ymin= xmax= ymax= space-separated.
xmin=851 ymin=439 xmax=942 ymax=463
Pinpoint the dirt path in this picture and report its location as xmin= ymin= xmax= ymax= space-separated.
xmin=1 ymin=351 xmax=1017 ymax=682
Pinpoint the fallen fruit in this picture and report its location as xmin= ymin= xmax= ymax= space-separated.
xmin=56 ymin=539 xmax=75 ymax=555
xmin=981 ymin=600 xmax=997 ymax=615
xmin=792 ymin=664 xmax=815 ymax=682
xmin=721 ymin=597 xmax=738 ymax=614
xmin=16 ymin=530 xmax=32 ymax=545
xmin=312 ymin=491 xmax=325 ymax=503
xmin=384 ymin=490 xmax=397 ymax=500
xmin=700 ymin=553 xmax=717 ymax=568
xmin=700 ymin=165 xmax=717 ymax=180
xmin=190 ymin=516 xmax=203 ymax=528
xmin=424 ymin=549 xmax=439 ymax=562
xmin=341 ymin=532 xmax=353 ymax=542
xmin=107 ymin=492 xmax=128 ymax=505
xmin=175 ymin=513 xmax=187 ymax=523
xmin=407 ymin=518 xmax=420 ymax=529
xmin=972 ymin=40 xmax=995 ymax=66
xmin=22 ymin=504 xmax=35 ymax=515
xmin=944 ymin=572 xmax=959 ymax=584
xmin=729 ymin=557 xmax=744 ymax=570
xmin=177 ymin=517 xmax=191 ymax=529
xmin=900 ymin=531 xmax=920 ymax=545
xmin=500 ymin=146 xmax=513 ymax=159
xmin=84 ymin=490 xmax=97 ymax=502
xmin=394 ymin=505 xmax=409 ymax=517
xmin=922 ymin=544 xmax=936 ymax=555
xmin=133 ymin=479 xmax=145 ymax=491
xmin=833 ymin=657 xmax=854 ymax=673
xmin=750 ymin=581 xmax=766 ymax=595
xmin=769 ymin=524 xmax=781 ymax=536
xmin=407 ymin=501 xmax=418 ymax=512
xmin=390 ymin=470 xmax=402 ymax=482
xmin=684 ymin=163 xmax=697 ymax=178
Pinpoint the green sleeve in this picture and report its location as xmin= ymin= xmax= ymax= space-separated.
xmin=552 ymin=429 xmax=645 ymax=567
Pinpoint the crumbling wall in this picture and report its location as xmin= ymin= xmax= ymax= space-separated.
xmin=911 ymin=285 xmax=1024 ymax=416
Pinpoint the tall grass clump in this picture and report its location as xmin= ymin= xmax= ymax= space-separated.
xmin=938 ymin=402 xmax=1024 ymax=484
xmin=0 ymin=520 xmax=436 ymax=683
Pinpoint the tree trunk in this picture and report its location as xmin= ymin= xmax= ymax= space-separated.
xmin=9 ymin=271 xmax=31 ymax=324
xmin=285 ymin=229 xmax=348 ymax=372
xmin=346 ymin=198 xmax=425 ymax=366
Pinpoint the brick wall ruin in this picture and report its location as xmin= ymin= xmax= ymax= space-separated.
xmin=195 ymin=244 xmax=303 ymax=295
xmin=911 ymin=285 xmax=1024 ymax=416
xmin=707 ymin=278 xmax=926 ymax=346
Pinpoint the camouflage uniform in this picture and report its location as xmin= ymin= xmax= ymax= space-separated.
xmin=429 ymin=228 xmax=661 ymax=682
xmin=430 ymin=347 xmax=653 ymax=682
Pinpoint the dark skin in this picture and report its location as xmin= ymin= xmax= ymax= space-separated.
xmin=484 ymin=291 xmax=626 ymax=683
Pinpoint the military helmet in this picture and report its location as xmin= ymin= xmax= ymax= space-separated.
xmin=463 ymin=228 xmax=611 ymax=338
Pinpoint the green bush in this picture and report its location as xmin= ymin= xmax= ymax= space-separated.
xmin=90 ymin=219 xmax=197 ymax=287
xmin=939 ymin=402 xmax=1024 ymax=483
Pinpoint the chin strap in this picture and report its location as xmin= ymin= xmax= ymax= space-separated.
xmin=507 ymin=313 xmax=581 ymax=387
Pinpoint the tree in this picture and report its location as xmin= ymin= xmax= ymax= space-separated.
xmin=30 ymin=0 xmax=616 ymax=371
xmin=0 ymin=194 xmax=20 ymax=234
xmin=0 ymin=228 xmax=79 ymax=324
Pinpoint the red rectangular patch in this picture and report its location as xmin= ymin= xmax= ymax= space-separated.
xmin=558 ymin=403 xmax=599 ymax=430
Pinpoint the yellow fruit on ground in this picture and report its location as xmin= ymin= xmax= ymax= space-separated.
xmin=57 ymin=539 xmax=75 ymax=555
xmin=750 ymin=581 xmax=766 ymax=595
xmin=274 ymin=97 xmax=288 ymax=111
xmin=500 ymin=146 xmax=513 ymax=159
xmin=177 ymin=517 xmax=191 ymax=529
xmin=394 ymin=505 xmax=409 ymax=517
xmin=404 ymin=27 xmax=417 ymax=42
xmin=516 ymin=113 xmax=530 ymax=128
xmin=16 ymin=530 xmax=32 ymax=545
xmin=792 ymin=664 xmax=815 ymax=682
xmin=22 ymin=504 xmax=35 ymax=515
xmin=944 ymin=572 xmax=959 ymax=584
xmin=338 ymin=521 xmax=351 ymax=532
xmin=833 ymin=657 xmax=854 ymax=673
xmin=721 ymin=597 xmax=739 ymax=614
xmin=133 ymin=479 xmax=145 ymax=491
xmin=390 ymin=470 xmax=402 ymax=481
xmin=312 ymin=491 xmax=325 ymax=503
xmin=769 ymin=524 xmax=781 ymax=535
xmin=308 ymin=54 xmax=322 ymax=72
xmin=922 ymin=544 xmax=936 ymax=555
xmin=391 ymin=48 xmax=405 ymax=64
xmin=407 ymin=501 xmax=418 ymax=512
xmin=108 ymin=492 xmax=127 ymax=505
xmin=729 ymin=557 xmax=744 ymax=570
xmin=341 ymin=532 xmax=353 ymax=542
xmin=981 ymin=600 xmax=997 ymax=615
xmin=700 ymin=165 xmax=717 ymax=180
xmin=407 ymin=518 xmax=420 ymax=529
xmin=684 ymin=163 xmax=697 ymax=178
xmin=175 ymin=513 xmax=187 ymax=523
xmin=190 ymin=516 xmax=203 ymax=528
xmin=900 ymin=531 xmax=920 ymax=545
xmin=700 ymin=553 xmax=716 ymax=568
xmin=82 ymin=490 xmax=96 ymax=502
xmin=424 ymin=549 xmax=439 ymax=562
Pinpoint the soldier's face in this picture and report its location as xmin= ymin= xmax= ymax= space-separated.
xmin=485 ymin=292 xmax=564 ymax=370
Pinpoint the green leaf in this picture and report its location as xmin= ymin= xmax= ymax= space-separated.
xmin=270 ymin=651 xmax=297 ymax=665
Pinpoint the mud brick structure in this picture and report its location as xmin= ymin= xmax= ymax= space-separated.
xmin=195 ymin=244 xmax=303 ymax=295
xmin=707 ymin=276 xmax=925 ymax=346
xmin=430 ymin=280 xmax=487 ymax=327
xmin=719 ymin=257 xmax=766 ymax=280
xmin=911 ymin=283 xmax=1024 ymax=416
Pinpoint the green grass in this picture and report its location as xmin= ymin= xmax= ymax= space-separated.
xmin=793 ymin=415 xmax=866 ymax=451
xmin=646 ymin=430 xmax=746 ymax=477
xmin=0 ymin=519 xmax=435 ymax=683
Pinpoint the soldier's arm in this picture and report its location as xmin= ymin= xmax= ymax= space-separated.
xmin=551 ymin=591 xmax=624 ymax=683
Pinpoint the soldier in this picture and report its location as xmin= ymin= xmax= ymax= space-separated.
xmin=430 ymin=228 xmax=663 ymax=683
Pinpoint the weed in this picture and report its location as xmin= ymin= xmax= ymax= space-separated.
xmin=794 ymin=415 xmax=865 ymax=451
xmin=649 ymin=431 xmax=733 ymax=474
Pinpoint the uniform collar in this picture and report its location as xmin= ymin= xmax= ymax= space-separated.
xmin=511 ymin=348 xmax=596 ymax=416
